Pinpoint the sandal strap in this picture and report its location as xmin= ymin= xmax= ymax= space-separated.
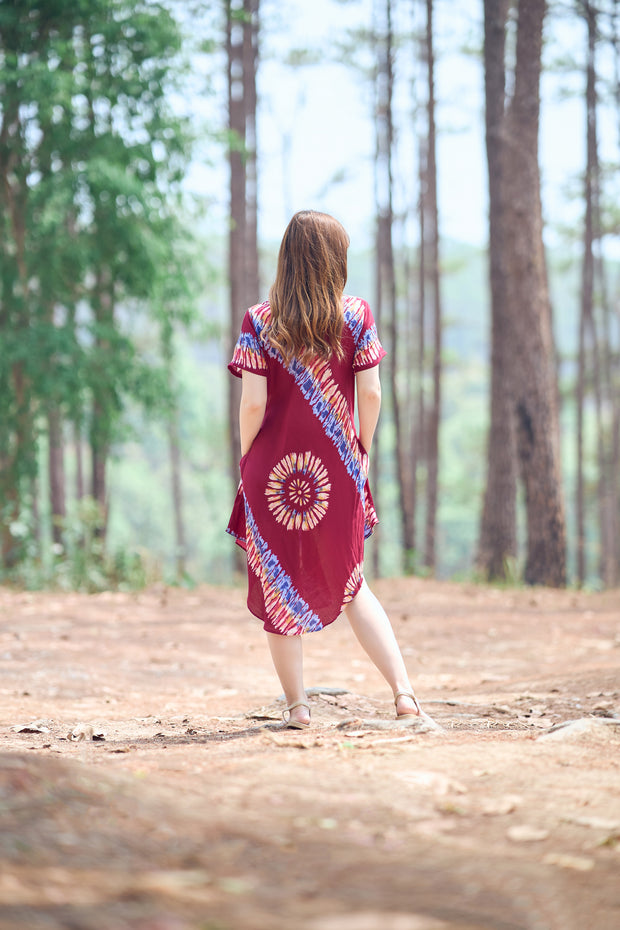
xmin=282 ymin=700 xmax=311 ymax=725
xmin=394 ymin=690 xmax=421 ymax=713
xmin=394 ymin=690 xmax=415 ymax=702
xmin=285 ymin=700 xmax=310 ymax=713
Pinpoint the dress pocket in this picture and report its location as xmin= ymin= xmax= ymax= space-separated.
xmin=356 ymin=436 xmax=369 ymax=478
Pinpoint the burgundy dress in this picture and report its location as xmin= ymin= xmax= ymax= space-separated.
xmin=226 ymin=295 xmax=385 ymax=636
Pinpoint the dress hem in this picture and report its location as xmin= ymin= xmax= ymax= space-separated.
xmin=247 ymin=572 xmax=365 ymax=637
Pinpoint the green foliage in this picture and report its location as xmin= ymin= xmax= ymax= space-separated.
xmin=106 ymin=339 xmax=234 ymax=586
xmin=0 ymin=0 xmax=197 ymax=574
xmin=1 ymin=497 xmax=151 ymax=592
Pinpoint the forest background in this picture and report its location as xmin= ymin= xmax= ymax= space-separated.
xmin=1 ymin=0 xmax=619 ymax=593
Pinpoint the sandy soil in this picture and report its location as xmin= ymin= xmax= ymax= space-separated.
xmin=0 ymin=577 xmax=619 ymax=930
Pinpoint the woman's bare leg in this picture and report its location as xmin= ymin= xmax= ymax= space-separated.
xmin=266 ymin=632 xmax=310 ymax=726
xmin=344 ymin=580 xmax=420 ymax=716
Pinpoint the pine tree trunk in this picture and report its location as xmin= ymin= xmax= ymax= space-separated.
xmin=610 ymin=0 xmax=620 ymax=583
xmin=91 ymin=418 xmax=107 ymax=528
xmin=614 ymin=0 xmax=620 ymax=138
xmin=0 ymin=90 xmax=35 ymax=568
xmin=48 ymin=407 xmax=66 ymax=547
xmin=90 ymin=273 xmax=114 ymax=542
xmin=423 ymin=0 xmax=442 ymax=574
xmin=369 ymin=1 xmax=388 ymax=579
xmin=168 ymin=407 xmax=186 ymax=582
xmin=611 ymin=411 xmax=620 ymax=583
xmin=226 ymin=0 xmax=246 ymax=485
xmin=587 ymin=1 xmax=619 ymax=588
xmin=576 ymin=276 xmax=587 ymax=585
xmin=370 ymin=191 xmax=382 ymax=577
xmin=376 ymin=0 xmax=413 ymax=573
xmin=31 ymin=473 xmax=41 ymax=555
xmin=578 ymin=0 xmax=597 ymax=586
xmin=74 ymin=423 xmax=85 ymax=502
xmin=503 ymin=0 xmax=566 ymax=587
xmin=413 ymin=137 xmax=427 ymax=573
xmin=243 ymin=0 xmax=260 ymax=305
xmin=226 ymin=0 xmax=260 ymax=573
xmin=371 ymin=213 xmax=383 ymax=579
xmin=400 ymin=217 xmax=416 ymax=573
xmin=477 ymin=0 xmax=518 ymax=581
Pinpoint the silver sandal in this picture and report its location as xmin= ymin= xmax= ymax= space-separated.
xmin=282 ymin=700 xmax=311 ymax=729
xmin=394 ymin=690 xmax=421 ymax=718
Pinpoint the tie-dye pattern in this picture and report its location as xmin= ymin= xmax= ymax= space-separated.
xmin=265 ymin=451 xmax=331 ymax=531
xmin=342 ymin=564 xmax=364 ymax=604
xmin=244 ymin=502 xmax=324 ymax=635
xmin=353 ymin=322 xmax=385 ymax=369
xmin=227 ymin=295 xmax=385 ymax=634
xmin=249 ymin=300 xmax=368 ymax=501
xmin=230 ymin=330 xmax=268 ymax=374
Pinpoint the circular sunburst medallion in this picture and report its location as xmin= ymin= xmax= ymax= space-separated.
xmin=265 ymin=452 xmax=331 ymax=531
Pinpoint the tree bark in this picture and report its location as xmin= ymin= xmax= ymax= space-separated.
xmin=376 ymin=0 xmax=413 ymax=574
xmin=608 ymin=0 xmax=620 ymax=584
xmin=226 ymin=0 xmax=260 ymax=573
xmin=48 ymin=407 xmax=66 ymax=547
xmin=226 ymin=0 xmax=247 ymax=485
xmin=412 ymin=134 xmax=427 ymax=574
xmin=243 ymin=0 xmax=260 ymax=306
xmin=503 ymin=0 xmax=566 ymax=587
xmin=613 ymin=0 xmax=620 ymax=148
xmin=588 ymin=1 xmax=619 ymax=588
xmin=577 ymin=0 xmax=597 ymax=586
xmin=370 ymin=2 xmax=386 ymax=579
xmin=226 ymin=1 xmax=260 ymax=550
xmin=74 ymin=423 xmax=85 ymax=502
xmin=477 ymin=0 xmax=518 ymax=581
xmin=168 ymin=406 xmax=187 ymax=582
xmin=370 ymin=233 xmax=382 ymax=578
xmin=422 ymin=0 xmax=442 ymax=574
xmin=90 ymin=270 xmax=114 ymax=542
xmin=611 ymin=410 xmax=620 ymax=584
xmin=0 ymin=82 xmax=35 ymax=568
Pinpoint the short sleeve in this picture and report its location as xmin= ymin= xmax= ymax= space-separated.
xmin=228 ymin=309 xmax=268 ymax=378
xmin=352 ymin=301 xmax=386 ymax=372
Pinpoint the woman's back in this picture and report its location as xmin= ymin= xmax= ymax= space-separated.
xmin=226 ymin=209 xmax=422 ymax=731
xmin=227 ymin=293 xmax=384 ymax=635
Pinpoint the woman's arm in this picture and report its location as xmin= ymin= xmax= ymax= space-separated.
xmin=355 ymin=366 xmax=381 ymax=452
xmin=240 ymin=371 xmax=267 ymax=456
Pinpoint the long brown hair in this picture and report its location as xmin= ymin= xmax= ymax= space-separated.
xmin=268 ymin=210 xmax=349 ymax=365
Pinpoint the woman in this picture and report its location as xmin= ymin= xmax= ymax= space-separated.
xmin=227 ymin=210 xmax=421 ymax=729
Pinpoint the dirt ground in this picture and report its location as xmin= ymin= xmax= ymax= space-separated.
xmin=0 ymin=577 xmax=619 ymax=930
